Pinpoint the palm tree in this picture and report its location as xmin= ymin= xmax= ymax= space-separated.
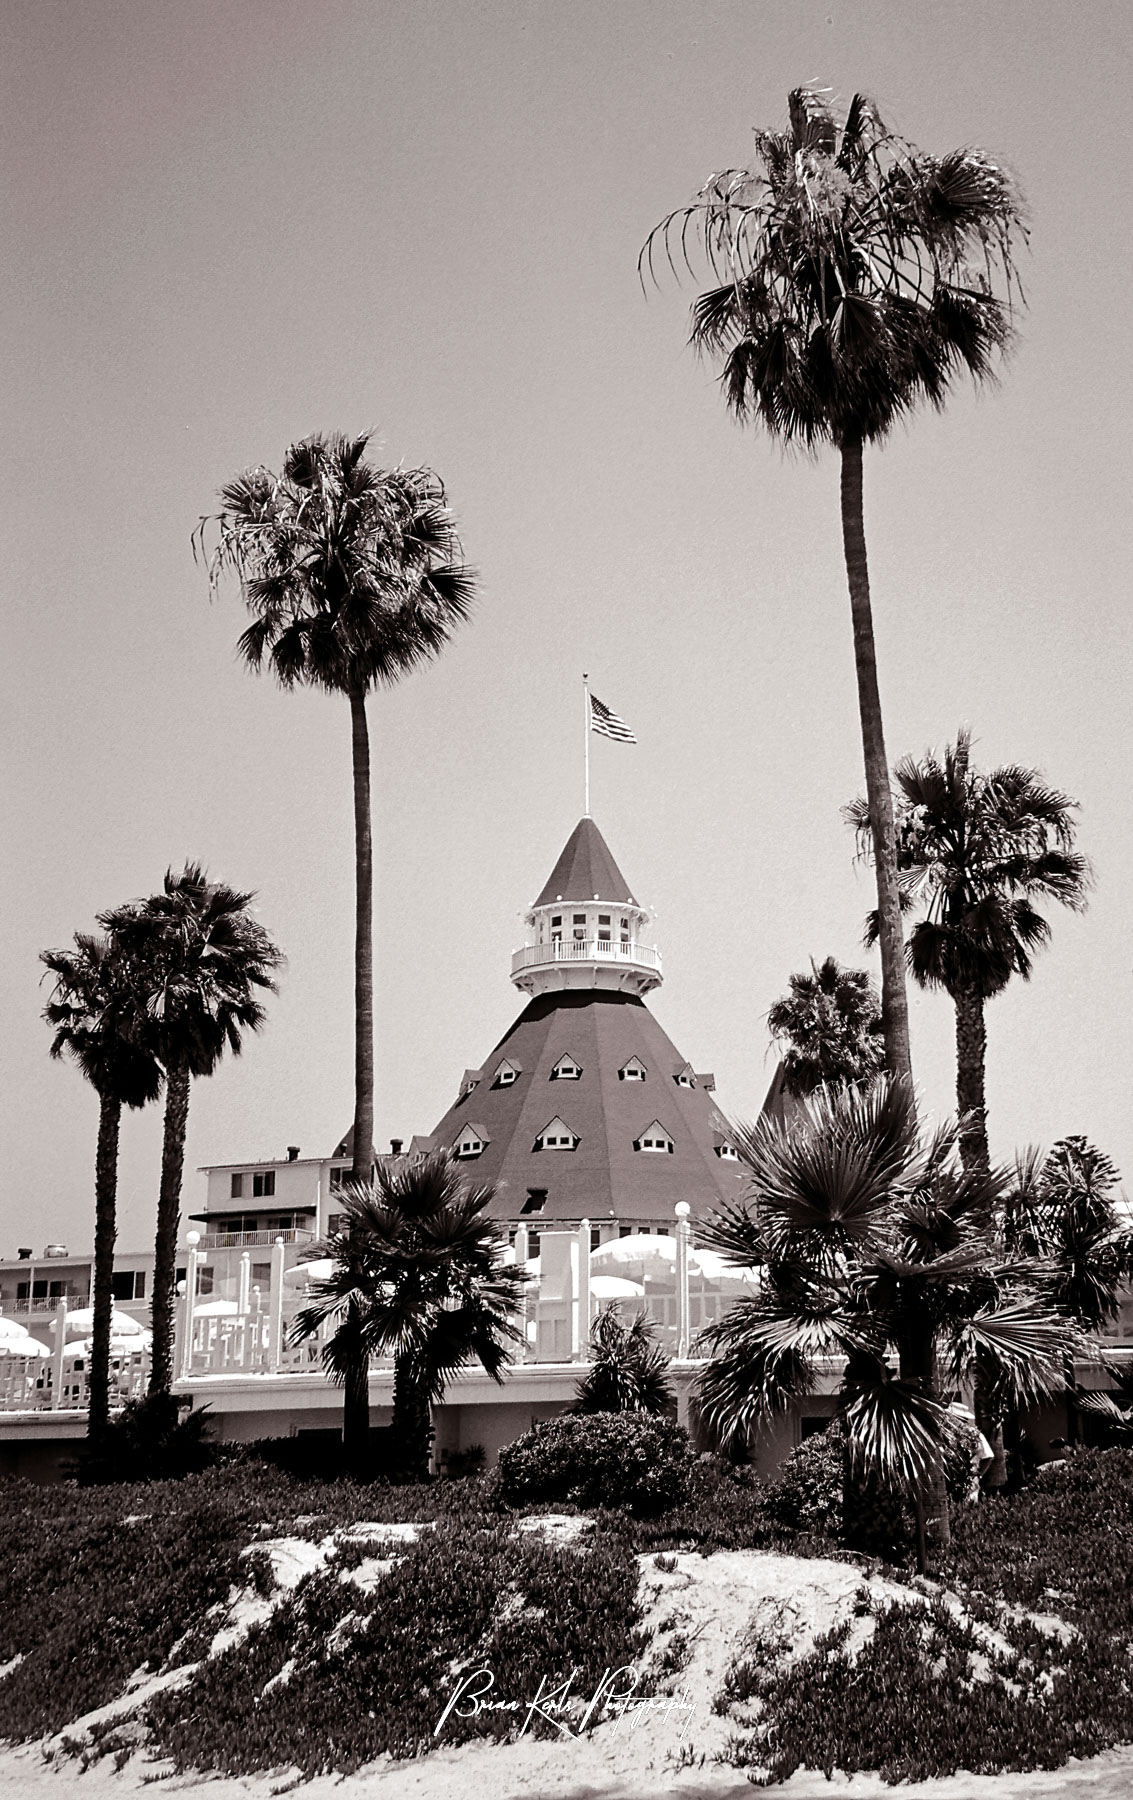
xmin=292 ymin=1151 xmax=528 ymax=1479
xmin=698 ymin=1079 xmax=1063 ymax=1567
xmin=767 ymin=956 xmax=884 ymax=1098
xmin=1004 ymin=1137 xmax=1133 ymax=1444
xmin=574 ymin=1307 xmax=675 ymax=1416
xmin=850 ymin=730 xmax=1090 ymax=1173
xmin=40 ymin=934 xmax=162 ymax=1441
xmin=197 ymin=433 xmax=475 ymax=1184
xmin=102 ymin=866 xmax=281 ymax=1397
xmin=644 ymin=87 xmax=1026 ymax=1088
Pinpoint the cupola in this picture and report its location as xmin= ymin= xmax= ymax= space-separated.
xmin=510 ymin=817 xmax=662 ymax=999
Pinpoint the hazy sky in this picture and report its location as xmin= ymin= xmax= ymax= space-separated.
xmin=2 ymin=0 xmax=1130 ymax=1255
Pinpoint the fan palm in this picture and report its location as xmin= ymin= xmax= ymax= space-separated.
xmin=850 ymin=730 xmax=1089 ymax=1172
xmin=40 ymin=933 xmax=162 ymax=1440
xmin=198 ymin=433 xmax=475 ymax=1183
xmin=644 ymin=87 xmax=1027 ymax=1088
xmin=1004 ymin=1137 xmax=1133 ymax=1444
xmin=698 ymin=1079 xmax=1064 ymax=1565
xmin=292 ymin=1151 xmax=528 ymax=1478
xmin=767 ymin=956 xmax=884 ymax=1098
xmin=574 ymin=1307 xmax=675 ymax=1416
xmin=102 ymin=866 xmax=281 ymax=1396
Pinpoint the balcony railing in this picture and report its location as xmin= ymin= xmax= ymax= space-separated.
xmin=511 ymin=938 xmax=662 ymax=977
xmin=8 ymin=1293 xmax=90 ymax=1315
xmin=196 ymin=1229 xmax=317 ymax=1251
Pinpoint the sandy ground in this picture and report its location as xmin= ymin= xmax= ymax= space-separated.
xmin=4 ymin=1523 xmax=1133 ymax=1800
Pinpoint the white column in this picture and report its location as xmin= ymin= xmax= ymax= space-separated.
xmin=269 ymin=1237 xmax=286 ymax=1372
xmin=577 ymin=1218 xmax=591 ymax=1358
xmin=675 ymin=1202 xmax=691 ymax=1360
xmin=237 ymin=1251 xmax=251 ymax=1315
xmin=513 ymin=1225 xmax=530 ymax=1360
xmin=180 ymin=1232 xmax=200 ymax=1379
xmin=51 ymin=1294 xmax=69 ymax=1410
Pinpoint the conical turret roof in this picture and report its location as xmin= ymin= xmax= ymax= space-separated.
xmin=533 ymin=818 xmax=637 ymax=908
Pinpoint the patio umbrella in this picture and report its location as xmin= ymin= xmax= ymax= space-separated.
xmin=0 ymin=1333 xmax=51 ymax=1357
xmin=282 ymin=1259 xmax=336 ymax=1285
xmin=687 ymin=1248 xmax=761 ymax=1287
xmin=590 ymin=1235 xmax=677 ymax=1272
xmin=0 ymin=1317 xmax=38 ymax=1342
xmin=590 ymin=1275 xmax=645 ymax=1300
xmin=56 ymin=1307 xmax=146 ymax=1337
xmin=71 ymin=1331 xmax=152 ymax=1357
xmin=191 ymin=1298 xmax=239 ymax=1318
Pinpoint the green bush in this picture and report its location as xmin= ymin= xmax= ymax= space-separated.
xmin=495 ymin=1413 xmax=693 ymax=1515
xmin=76 ymin=1394 xmax=217 ymax=1485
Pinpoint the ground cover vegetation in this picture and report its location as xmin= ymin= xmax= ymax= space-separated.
xmin=6 ymin=1443 xmax=1133 ymax=1785
xmin=645 ymin=85 xmax=1027 ymax=1087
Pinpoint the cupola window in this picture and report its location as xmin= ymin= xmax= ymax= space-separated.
xmin=453 ymin=1124 xmax=488 ymax=1159
xmin=572 ymin=913 xmax=586 ymax=941
xmin=551 ymin=915 xmax=562 ymax=943
xmin=533 ymin=1116 xmax=579 ymax=1152
xmin=633 ymin=1121 xmax=674 ymax=1154
xmin=619 ymin=1057 xmax=647 ymax=1082
xmin=550 ymin=1054 xmax=582 ymax=1081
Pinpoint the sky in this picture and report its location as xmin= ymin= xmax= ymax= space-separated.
xmin=2 ymin=0 xmax=1130 ymax=1256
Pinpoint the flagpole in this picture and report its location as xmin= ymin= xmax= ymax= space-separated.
xmin=583 ymin=672 xmax=590 ymax=818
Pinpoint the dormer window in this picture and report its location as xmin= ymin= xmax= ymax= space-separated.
xmin=633 ymin=1121 xmax=674 ymax=1154
xmin=459 ymin=1071 xmax=481 ymax=1101
xmin=550 ymin=1054 xmax=582 ymax=1081
xmin=521 ymin=1189 xmax=547 ymax=1215
xmin=619 ymin=1057 xmax=647 ymax=1082
xmin=493 ymin=1059 xmax=521 ymax=1088
xmin=533 ymin=1116 xmax=579 ymax=1152
xmin=716 ymin=1142 xmax=740 ymax=1162
xmin=453 ymin=1124 xmax=488 ymax=1159
xmin=674 ymin=1067 xmax=696 ymax=1089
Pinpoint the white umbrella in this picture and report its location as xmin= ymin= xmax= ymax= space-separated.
xmin=590 ymin=1274 xmax=645 ymax=1300
xmin=283 ymin=1259 xmax=336 ymax=1285
xmin=56 ymin=1307 xmax=146 ymax=1337
xmin=688 ymin=1248 xmax=761 ymax=1287
xmin=0 ymin=1317 xmax=38 ymax=1342
xmin=0 ymin=1334 xmax=51 ymax=1358
xmin=590 ymin=1235 xmax=677 ymax=1271
xmin=191 ymin=1298 xmax=239 ymax=1318
xmin=72 ymin=1332 xmax=152 ymax=1357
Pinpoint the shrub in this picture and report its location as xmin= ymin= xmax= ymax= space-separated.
xmin=495 ymin=1413 xmax=693 ymax=1515
xmin=76 ymin=1394 xmax=217 ymax=1485
xmin=573 ymin=1307 xmax=675 ymax=1415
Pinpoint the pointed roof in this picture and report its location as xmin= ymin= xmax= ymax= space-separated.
xmin=533 ymin=817 xmax=637 ymax=909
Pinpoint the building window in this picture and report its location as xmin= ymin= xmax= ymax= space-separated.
xmin=619 ymin=1058 xmax=647 ymax=1082
xmin=197 ymin=1267 xmax=215 ymax=1297
xmin=534 ymin=1117 xmax=578 ymax=1152
xmin=454 ymin=1136 xmax=484 ymax=1159
xmin=657 ymin=1227 xmax=669 ymax=1237
xmin=598 ymin=929 xmax=611 ymax=943
xmin=598 ymin=914 xmax=610 ymax=926
xmin=493 ymin=1060 xmax=520 ymax=1087
xmin=633 ymin=1122 xmax=674 ymax=1154
xmin=252 ymin=1171 xmax=275 ymax=1199
xmin=674 ymin=1067 xmax=695 ymax=1088
xmin=550 ymin=1055 xmax=582 ymax=1080
xmin=269 ymin=1215 xmax=294 ymax=1234
xmin=329 ymin=1166 xmax=348 ymax=1190
xmin=111 ymin=1270 xmax=145 ymax=1302
xmin=528 ymin=1230 xmax=540 ymax=1257
xmin=716 ymin=1142 xmax=739 ymax=1161
xmin=618 ymin=1225 xmax=633 ymax=1239
xmin=620 ymin=918 xmax=629 ymax=930
xmin=327 ymin=1214 xmax=346 ymax=1237
xmin=590 ymin=1226 xmax=601 ymax=1251
xmin=551 ymin=916 xmax=562 ymax=929
xmin=252 ymin=1262 xmax=271 ymax=1285
xmin=230 ymin=1172 xmax=244 ymax=1199
xmin=521 ymin=1189 xmax=547 ymax=1215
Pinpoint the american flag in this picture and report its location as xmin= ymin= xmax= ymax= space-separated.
xmin=589 ymin=693 xmax=636 ymax=743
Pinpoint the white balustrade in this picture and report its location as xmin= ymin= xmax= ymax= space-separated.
xmin=510 ymin=938 xmax=662 ymax=976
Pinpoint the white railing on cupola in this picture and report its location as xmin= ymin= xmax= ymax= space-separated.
xmin=510 ymin=939 xmax=662 ymax=976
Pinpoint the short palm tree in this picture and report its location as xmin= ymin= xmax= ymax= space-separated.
xmin=102 ymin=866 xmax=281 ymax=1396
xmin=574 ymin=1307 xmax=675 ymax=1416
xmin=850 ymin=730 xmax=1090 ymax=1172
xmin=40 ymin=933 xmax=162 ymax=1440
xmin=644 ymin=87 xmax=1026 ymax=1088
xmin=698 ymin=1079 xmax=1064 ymax=1565
xmin=198 ymin=433 xmax=475 ymax=1184
xmin=292 ymin=1151 xmax=528 ymax=1479
xmin=767 ymin=956 xmax=884 ymax=1098
xmin=1004 ymin=1137 xmax=1133 ymax=1444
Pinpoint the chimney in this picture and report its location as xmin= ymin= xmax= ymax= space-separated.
xmin=287 ymin=1145 xmax=300 ymax=1162
xmin=390 ymin=1138 xmax=404 ymax=1156
xmin=17 ymin=1247 xmax=32 ymax=1260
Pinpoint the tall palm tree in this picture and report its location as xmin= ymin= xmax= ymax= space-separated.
xmin=292 ymin=1151 xmax=528 ymax=1478
xmin=767 ymin=956 xmax=884 ymax=1098
xmin=644 ymin=87 xmax=1026 ymax=1088
xmin=197 ymin=433 xmax=475 ymax=1184
xmin=102 ymin=866 xmax=281 ymax=1397
xmin=1004 ymin=1137 xmax=1133 ymax=1444
xmin=698 ymin=1079 xmax=1063 ymax=1566
xmin=850 ymin=730 xmax=1090 ymax=1173
xmin=40 ymin=934 xmax=162 ymax=1441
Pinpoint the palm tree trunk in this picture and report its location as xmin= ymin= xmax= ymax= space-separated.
xmin=149 ymin=1061 xmax=191 ymax=1397
xmin=341 ymin=1301 xmax=371 ymax=1475
xmin=954 ymin=987 xmax=990 ymax=1175
xmin=349 ymin=688 xmax=375 ymax=1183
xmin=898 ymin=1317 xmax=950 ymax=1555
xmin=89 ymin=1092 xmax=122 ymax=1442
xmin=839 ymin=437 xmax=913 ymax=1091
xmin=392 ymin=1355 xmax=432 ymax=1482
